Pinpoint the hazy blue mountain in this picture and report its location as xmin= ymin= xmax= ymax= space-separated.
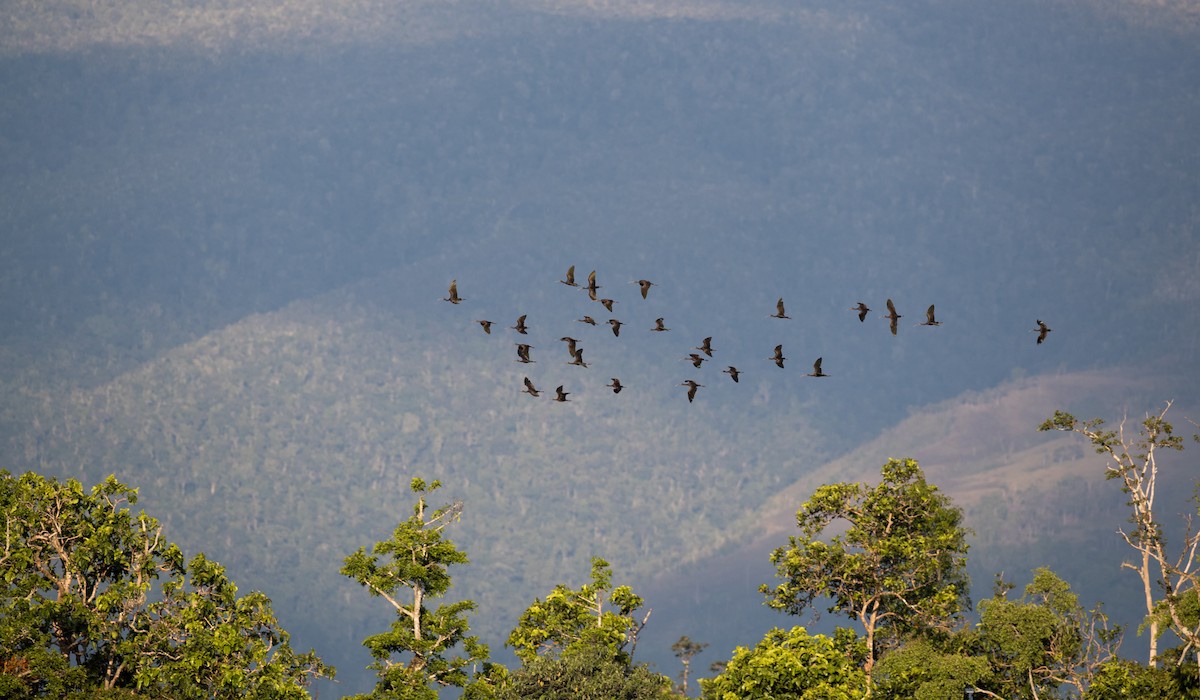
xmin=1 ymin=0 xmax=1198 ymax=695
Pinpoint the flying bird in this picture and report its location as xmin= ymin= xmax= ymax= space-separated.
xmin=694 ymin=337 xmax=714 ymax=357
xmin=554 ymin=385 xmax=570 ymax=402
xmin=568 ymin=347 xmax=589 ymax=368
xmin=634 ymin=279 xmax=656 ymax=299
xmin=443 ymin=279 xmax=463 ymax=304
xmin=560 ymin=336 xmax=579 ymax=357
xmin=680 ymin=379 xmax=704 ymax=403
xmin=883 ymin=299 xmax=901 ymax=336
xmin=522 ymin=377 xmax=541 ymax=397
xmin=771 ymin=297 xmax=790 ymax=319
xmin=684 ymin=353 xmax=707 ymax=369
xmin=769 ymin=344 xmax=786 ymax=368
xmin=476 ymin=320 xmax=493 ymax=334
xmin=515 ymin=343 xmax=535 ymax=364
xmin=560 ymin=265 xmax=579 ymax=287
xmin=806 ymin=357 xmax=828 ymax=377
xmin=723 ymin=366 xmax=741 ymax=383
xmin=608 ymin=319 xmax=623 ymax=337
xmin=1033 ymin=319 xmax=1052 ymax=345
xmin=510 ymin=315 xmax=529 ymax=334
xmin=917 ymin=304 xmax=941 ymax=327
xmin=607 ymin=378 xmax=624 ymax=394
xmin=651 ymin=317 xmax=670 ymax=332
xmin=577 ymin=316 xmax=598 ymax=326
xmin=598 ymin=298 xmax=616 ymax=312
xmin=851 ymin=302 xmax=870 ymax=322
xmin=585 ymin=270 xmax=601 ymax=300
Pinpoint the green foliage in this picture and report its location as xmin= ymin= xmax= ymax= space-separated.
xmin=973 ymin=568 xmax=1120 ymax=698
xmin=700 ymin=626 xmax=868 ymax=700
xmin=493 ymin=643 xmax=671 ymax=700
xmin=340 ymin=478 xmax=488 ymax=699
xmin=760 ymin=458 xmax=971 ymax=670
xmin=1084 ymin=657 xmax=1200 ymax=700
xmin=871 ymin=637 xmax=989 ymax=700
xmin=0 ymin=470 xmax=330 ymax=698
xmin=506 ymin=557 xmax=649 ymax=664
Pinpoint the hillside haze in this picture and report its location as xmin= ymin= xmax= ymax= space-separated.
xmin=2 ymin=0 xmax=1198 ymax=694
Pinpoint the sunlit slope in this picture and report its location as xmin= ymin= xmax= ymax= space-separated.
xmin=637 ymin=369 xmax=1199 ymax=673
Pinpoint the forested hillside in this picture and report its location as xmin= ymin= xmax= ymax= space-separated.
xmin=1 ymin=0 xmax=1198 ymax=694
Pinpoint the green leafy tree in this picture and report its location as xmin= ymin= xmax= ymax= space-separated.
xmin=1040 ymin=402 xmax=1199 ymax=665
xmin=340 ymin=477 xmax=488 ymax=699
xmin=870 ymin=637 xmax=989 ymax=700
xmin=699 ymin=626 xmax=868 ymax=700
xmin=494 ymin=643 xmax=672 ymax=700
xmin=974 ymin=568 xmax=1122 ymax=698
xmin=0 ymin=470 xmax=330 ymax=699
xmin=760 ymin=458 xmax=971 ymax=673
xmin=1084 ymin=657 xmax=1200 ymax=699
xmin=506 ymin=557 xmax=650 ymax=664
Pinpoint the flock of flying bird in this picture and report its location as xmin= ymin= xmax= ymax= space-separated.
xmin=443 ymin=267 xmax=1053 ymax=404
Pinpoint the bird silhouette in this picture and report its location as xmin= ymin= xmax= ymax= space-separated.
xmin=585 ymin=270 xmax=601 ymax=300
xmin=917 ymin=304 xmax=941 ymax=327
xmin=554 ymin=385 xmax=570 ymax=402
xmin=634 ymin=279 xmax=656 ymax=299
xmin=806 ymin=357 xmax=828 ymax=377
xmin=522 ymin=377 xmax=541 ymax=397
xmin=607 ymin=378 xmax=624 ymax=393
xmin=560 ymin=336 xmax=579 ymax=357
xmin=476 ymin=320 xmax=493 ymax=334
xmin=851 ymin=302 xmax=870 ymax=322
xmin=771 ymin=297 xmax=790 ymax=319
xmin=515 ymin=343 xmax=535 ymax=364
xmin=651 ymin=317 xmax=670 ymax=332
xmin=883 ymin=299 xmax=901 ymax=336
xmin=608 ymin=319 xmax=623 ymax=337
xmin=560 ymin=265 xmax=579 ymax=287
xmin=577 ymin=316 xmax=598 ymax=326
xmin=598 ymin=298 xmax=616 ymax=312
xmin=1033 ymin=319 xmax=1052 ymax=344
xmin=510 ymin=315 xmax=529 ymax=334
xmin=723 ymin=366 xmax=741 ymax=383
xmin=769 ymin=344 xmax=786 ymax=368
xmin=684 ymin=353 xmax=707 ymax=369
xmin=680 ymin=379 xmax=704 ymax=403
xmin=568 ymin=347 xmax=589 ymax=368
xmin=443 ymin=279 xmax=463 ymax=304
xmin=694 ymin=337 xmax=713 ymax=357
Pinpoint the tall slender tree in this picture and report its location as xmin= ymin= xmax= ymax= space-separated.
xmin=1041 ymin=402 xmax=1199 ymax=666
xmin=671 ymin=635 xmax=708 ymax=697
xmin=341 ymin=478 xmax=488 ymax=699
